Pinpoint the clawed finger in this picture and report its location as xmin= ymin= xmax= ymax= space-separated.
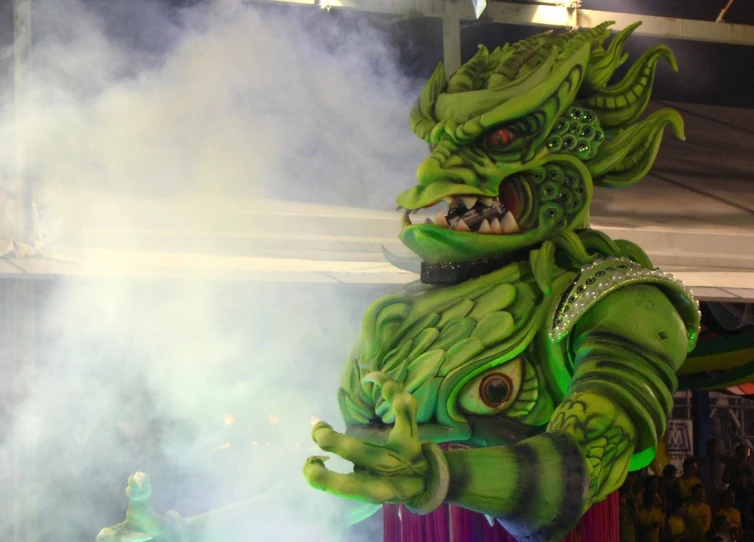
xmin=304 ymin=456 xmax=398 ymax=503
xmin=360 ymin=375 xmax=422 ymax=458
xmin=312 ymin=422 xmax=406 ymax=473
xmin=387 ymin=391 xmax=421 ymax=457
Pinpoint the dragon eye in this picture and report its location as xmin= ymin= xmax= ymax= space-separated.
xmin=457 ymin=358 xmax=525 ymax=416
xmin=482 ymin=127 xmax=518 ymax=152
xmin=480 ymin=374 xmax=512 ymax=407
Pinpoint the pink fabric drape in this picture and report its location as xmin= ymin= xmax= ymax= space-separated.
xmin=383 ymin=492 xmax=619 ymax=542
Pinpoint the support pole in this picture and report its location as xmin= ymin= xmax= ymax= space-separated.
xmin=14 ymin=0 xmax=33 ymax=248
xmin=8 ymin=5 xmax=38 ymax=542
xmin=0 ymin=281 xmax=37 ymax=542
xmin=442 ymin=14 xmax=461 ymax=75
xmin=692 ymin=391 xmax=711 ymax=458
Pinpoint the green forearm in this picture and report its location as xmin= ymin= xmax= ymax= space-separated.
xmin=444 ymin=431 xmax=590 ymax=540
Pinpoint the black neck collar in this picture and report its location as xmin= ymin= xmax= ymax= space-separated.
xmin=420 ymin=248 xmax=532 ymax=285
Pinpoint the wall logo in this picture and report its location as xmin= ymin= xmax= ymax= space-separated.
xmin=667 ymin=419 xmax=694 ymax=470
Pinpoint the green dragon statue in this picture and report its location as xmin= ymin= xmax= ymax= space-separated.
xmin=98 ymin=22 xmax=702 ymax=542
xmin=301 ymin=21 xmax=701 ymax=541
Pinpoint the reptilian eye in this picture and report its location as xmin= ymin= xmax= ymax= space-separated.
xmin=480 ymin=374 xmax=512 ymax=407
xmin=481 ymin=127 xmax=518 ymax=153
xmin=457 ymin=358 xmax=525 ymax=416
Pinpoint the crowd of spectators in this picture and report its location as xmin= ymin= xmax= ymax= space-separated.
xmin=619 ymin=439 xmax=754 ymax=542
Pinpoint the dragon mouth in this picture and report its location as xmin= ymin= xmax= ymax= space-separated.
xmin=400 ymin=178 xmax=527 ymax=235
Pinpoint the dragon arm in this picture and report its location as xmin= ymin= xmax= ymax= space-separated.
xmin=435 ymin=284 xmax=688 ymax=540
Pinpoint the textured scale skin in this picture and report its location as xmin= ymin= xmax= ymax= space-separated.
xmin=341 ymin=262 xmax=549 ymax=433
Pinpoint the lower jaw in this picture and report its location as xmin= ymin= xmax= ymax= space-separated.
xmin=399 ymin=222 xmax=547 ymax=265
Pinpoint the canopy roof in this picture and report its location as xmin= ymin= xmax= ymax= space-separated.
xmin=0 ymin=102 xmax=751 ymax=303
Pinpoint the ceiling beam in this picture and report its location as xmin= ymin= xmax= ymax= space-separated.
xmin=484 ymin=3 xmax=754 ymax=47
xmin=245 ymin=0 xmax=754 ymax=47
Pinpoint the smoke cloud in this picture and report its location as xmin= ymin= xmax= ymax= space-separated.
xmin=0 ymin=0 xmax=424 ymax=540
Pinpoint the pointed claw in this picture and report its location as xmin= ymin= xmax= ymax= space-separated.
xmin=128 ymin=472 xmax=149 ymax=490
xmin=312 ymin=421 xmax=334 ymax=437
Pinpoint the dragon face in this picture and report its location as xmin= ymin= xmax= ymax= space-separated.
xmin=398 ymin=22 xmax=685 ymax=265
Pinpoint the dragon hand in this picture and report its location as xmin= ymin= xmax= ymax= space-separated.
xmin=303 ymin=379 xmax=449 ymax=514
xmin=96 ymin=472 xmax=190 ymax=542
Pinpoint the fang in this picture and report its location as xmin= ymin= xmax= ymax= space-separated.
xmin=501 ymin=211 xmax=520 ymax=234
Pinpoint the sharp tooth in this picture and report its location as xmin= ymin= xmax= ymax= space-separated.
xmin=490 ymin=217 xmax=503 ymax=234
xmin=454 ymin=219 xmax=471 ymax=232
xmin=401 ymin=210 xmax=411 ymax=227
xmin=478 ymin=219 xmax=492 ymax=234
xmin=410 ymin=208 xmax=420 ymax=215
xmin=479 ymin=197 xmax=493 ymax=207
xmin=501 ymin=211 xmax=520 ymax=234
xmin=434 ymin=211 xmax=449 ymax=227
xmin=461 ymin=196 xmax=477 ymax=209
xmin=396 ymin=205 xmax=404 ymax=211
xmin=443 ymin=197 xmax=454 ymax=204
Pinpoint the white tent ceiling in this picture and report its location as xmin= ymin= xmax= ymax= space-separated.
xmin=1 ymin=103 xmax=752 ymax=301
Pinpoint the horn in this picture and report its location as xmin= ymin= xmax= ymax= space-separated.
xmin=410 ymin=62 xmax=448 ymax=141
xmin=588 ymin=108 xmax=685 ymax=188
xmin=582 ymin=44 xmax=678 ymax=129
xmin=579 ymin=21 xmax=641 ymax=97
xmin=448 ymin=45 xmax=489 ymax=93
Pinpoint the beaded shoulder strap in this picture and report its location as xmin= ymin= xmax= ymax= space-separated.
xmin=549 ymin=257 xmax=701 ymax=351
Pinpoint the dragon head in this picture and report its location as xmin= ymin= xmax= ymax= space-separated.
xmin=398 ymin=22 xmax=685 ymax=264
